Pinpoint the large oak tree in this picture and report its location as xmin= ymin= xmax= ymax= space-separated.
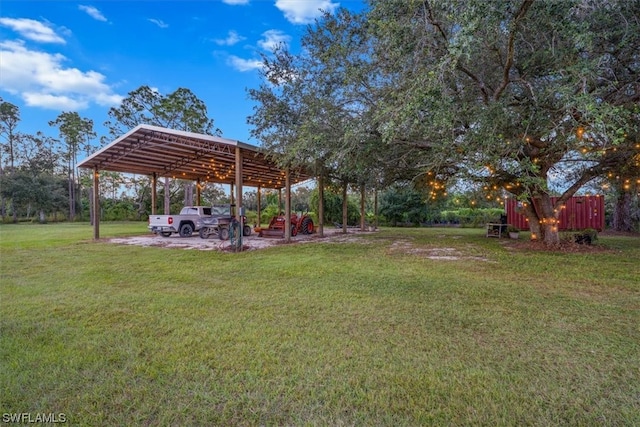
xmin=250 ymin=1 xmax=639 ymax=243
xmin=369 ymin=0 xmax=639 ymax=244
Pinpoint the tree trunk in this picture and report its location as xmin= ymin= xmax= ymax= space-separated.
xmin=68 ymin=175 xmax=74 ymax=221
xmin=374 ymin=188 xmax=378 ymax=228
xmin=612 ymin=190 xmax=635 ymax=232
xmin=71 ymin=149 xmax=76 ymax=221
xmin=136 ymin=186 xmax=148 ymax=220
xmin=342 ymin=180 xmax=348 ymax=234
xmin=68 ymin=157 xmax=77 ymax=221
xmin=522 ymin=195 xmax=560 ymax=245
xmin=360 ymin=183 xmax=366 ymax=231
xmin=0 ymin=161 xmax=4 ymax=220
xmin=539 ymin=194 xmax=560 ymax=246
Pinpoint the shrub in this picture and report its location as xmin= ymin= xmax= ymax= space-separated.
xmin=438 ymin=208 xmax=505 ymax=227
xmin=560 ymin=228 xmax=599 ymax=245
xmin=575 ymin=228 xmax=598 ymax=245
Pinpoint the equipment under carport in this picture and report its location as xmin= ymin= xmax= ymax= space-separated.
xmin=259 ymin=212 xmax=314 ymax=238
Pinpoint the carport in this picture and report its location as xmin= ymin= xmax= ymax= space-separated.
xmin=78 ymin=124 xmax=314 ymax=242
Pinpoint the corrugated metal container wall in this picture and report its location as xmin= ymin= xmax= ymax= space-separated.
xmin=506 ymin=200 xmax=529 ymax=230
xmin=506 ymin=196 xmax=604 ymax=231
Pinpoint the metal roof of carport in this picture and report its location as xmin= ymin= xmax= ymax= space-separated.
xmin=77 ymin=124 xmax=312 ymax=189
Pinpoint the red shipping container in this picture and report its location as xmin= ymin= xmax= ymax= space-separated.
xmin=506 ymin=195 xmax=604 ymax=231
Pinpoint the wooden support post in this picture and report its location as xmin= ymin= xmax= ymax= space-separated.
xmin=92 ymin=167 xmax=100 ymax=240
xmin=285 ymin=169 xmax=291 ymax=243
xmin=257 ymin=186 xmax=262 ymax=227
xmin=151 ymin=173 xmax=157 ymax=215
xmin=235 ymin=147 xmax=243 ymax=220
xmin=317 ymin=163 xmax=324 ymax=237
xmin=235 ymin=147 xmax=243 ymax=251
xmin=196 ymin=178 xmax=201 ymax=206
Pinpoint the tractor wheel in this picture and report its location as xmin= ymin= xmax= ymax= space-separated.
xmin=199 ymin=227 xmax=211 ymax=239
xmin=301 ymin=217 xmax=314 ymax=234
xmin=291 ymin=225 xmax=298 ymax=237
xmin=219 ymin=226 xmax=230 ymax=241
xmin=243 ymin=225 xmax=252 ymax=236
xmin=179 ymin=223 xmax=194 ymax=237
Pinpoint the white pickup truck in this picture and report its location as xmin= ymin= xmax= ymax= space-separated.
xmin=148 ymin=206 xmax=212 ymax=237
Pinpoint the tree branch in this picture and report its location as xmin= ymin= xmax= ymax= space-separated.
xmin=493 ymin=0 xmax=535 ymax=101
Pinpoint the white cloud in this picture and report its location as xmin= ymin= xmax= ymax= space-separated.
xmin=148 ymin=18 xmax=169 ymax=28
xmin=258 ymin=29 xmax=290 ymax=52
xmin=78 ymin=5 xmax=107 ymax=22
xmin=228 ymin=55 xmax=263 ymax=72
xmin=275 ymin=0 xmax=339 ymax=24
xmin=222 ymin=0 xmax=250 ymax=4
xmin=0 ymin=17 xmax=65 ymax=44
xmin=23 ymin=92 xmax=88 ymax=110
xmin=225 ymin=30 xmax=289 ymax=73
xmin=215 ymin=30 xmax=245 ymax=46
xmin=0 ymin=40 xmax=123 ymax=110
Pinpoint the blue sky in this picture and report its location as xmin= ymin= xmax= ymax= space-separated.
xmin=0 ymin=0 xmax=365 ymax=155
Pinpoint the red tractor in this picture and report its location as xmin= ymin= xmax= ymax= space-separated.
xmin=259 ymin=212 xmax=314 ymax=238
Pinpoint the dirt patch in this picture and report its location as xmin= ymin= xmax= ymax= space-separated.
xmin=108 ymin=230 xmax=495 ymax=261
xmin=388 ymin=240 xmax=490 ymax=261
xmin=108 ymin=231 xmax=492 ymax=262
xmin=108 ymin=229 xmax=623 ymax=256
xmin=108 ymin=228 xmax=370 ymax=252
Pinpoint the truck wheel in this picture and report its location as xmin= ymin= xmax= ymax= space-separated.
xmin=243 ymin=225 xmax=252 ymax=236
xmin=219 ymin=226 xmax=230 ymax=241
xmin=179 ymin=223 xmax=194 ymax=237
xmin=199 ymin=227 xmax=211 ymax=239
xmin=160 ymin=232 xmax=172 ymax=238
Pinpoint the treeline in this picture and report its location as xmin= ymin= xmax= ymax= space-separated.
xmin=0 ymin=87 xmax=222 ymax=223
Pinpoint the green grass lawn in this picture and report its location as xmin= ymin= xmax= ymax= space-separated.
xmin=1 ymin=223 xmax=639 ymax=426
